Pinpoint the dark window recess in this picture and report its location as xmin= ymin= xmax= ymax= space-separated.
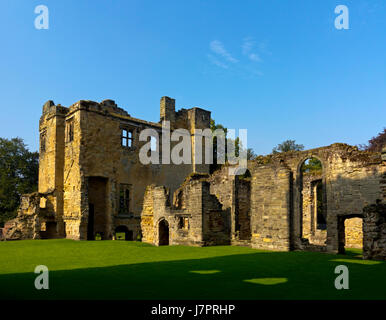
xmin=122 ymin=129 xmax=133 ymax=148
xmin=119 ymin=185 xmax=131 ymax=215
xmin=40 ymin=133 xmax=46 ymax=153
xmin=316 ymin=182 xmax=326 ymax=230
xmin=178 ymin=217 xmax=184 ymax=229
xmin=67 ymin=121 xmax=74 ymax=142
xmin=125 ymin=189 xmax=130 ymax=212
xmin=177 ymin=217 xmax=188 ymax=230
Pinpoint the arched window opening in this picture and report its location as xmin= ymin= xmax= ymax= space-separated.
xmin=300 ymin=157 xmax=326 ymax=247
xmin=158 ymin=219 xmax=169 ymax=246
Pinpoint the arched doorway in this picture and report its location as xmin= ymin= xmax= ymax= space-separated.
xmin=158 ymin=219 xmax=169 ymax=246
xmin=299 ymin=157 xmax=326 ymax=248
xmin=115 ymin=225 xmax=133 ymax=241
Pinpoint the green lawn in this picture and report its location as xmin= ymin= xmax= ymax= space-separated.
xmin=0 ymin=239 xmax=385 ymax=300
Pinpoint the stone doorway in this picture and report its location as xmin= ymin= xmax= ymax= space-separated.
xmin=158 ymin=219 xmax=169 ymax=245
xmin=87 ymin=177 xmax=108 ymax=240
xmin=299 ymin=157 xmax=326 ymax=249
xmin=40 ymin=221 xmax=58 ymax=239
xmin=338 ymin=215 xmax=363 ymax=254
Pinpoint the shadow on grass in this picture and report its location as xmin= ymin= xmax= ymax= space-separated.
xmin=1 ymin=250 xmax=385 ymax=300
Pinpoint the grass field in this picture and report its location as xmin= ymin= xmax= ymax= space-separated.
xmin=0 ymin=240 xmax=385 ymax=300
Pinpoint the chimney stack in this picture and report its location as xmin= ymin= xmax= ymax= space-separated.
xmin=160 ymin=96 xmax=175 ymax=123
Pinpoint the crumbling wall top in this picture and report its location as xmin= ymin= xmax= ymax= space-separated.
xmin=42 ymin=100 xmax=68 ymax=116
xmin=248 ymin=143 xmax=383 ymax=170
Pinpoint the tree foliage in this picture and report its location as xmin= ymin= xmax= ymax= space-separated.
xmin=247 ymin=148 xmax=257 ymax=160
xmin=272 ymin=140 xmax=304 ymax=154
xmin=210 ymin=119 xmax=257 ymax=167
xmin=0 ymin=138 xmax=39 ymax=226
xmin=360 ymin=128 xmax=386 ymax=152
xmin=302 ymin=157 xmax=322 ymax=175
xmin=210 ymin=119 xmax=227 ymax=135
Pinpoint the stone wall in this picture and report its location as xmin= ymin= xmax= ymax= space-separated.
xmin=249 ymin=163 xmax=291 ymax=251
xmin=3 ymin=193 xmax=41 ymax=240
xmin=202 ymin=181 xmax=230 ymax=245
xmin=6 ymin=98 xmax=386 ymax=260
xmin=236 ymin=178 xmax=251 ymax=242
xmin=63 ymin=105 xmax=84 ymax=239
xmin=141 ymin=182 xmax=205 ymax=246
xmin=207 ymin=167 xmax=235 ymax=238
xmin=73 ymin=98 xmax=209 ymax=240
xmin=246 ymin=143 xmax=385 ymax=255
xmin=10 ymin=97 xmax=210 ymax=241
xmin=39 ymin=101 xmax=67 ymax=238
xmin=207 ymin=166 xmax=251 ymax=244
xmin=344 ymin=217 xmax=363 ymax=249
xmin=363 ymin=202 xmax=386 ymax=260
xmin=141 ymin=174 xmax=230 ymax=246
xmin=325 ymin=148 xmax=384 ymax=253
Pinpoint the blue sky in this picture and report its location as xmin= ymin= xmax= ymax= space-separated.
xmin=1 ymin=0 xmax=385 ymax=154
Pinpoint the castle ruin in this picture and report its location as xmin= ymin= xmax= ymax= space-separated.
xmin=4 ymin=97 xmax=386 ymax=260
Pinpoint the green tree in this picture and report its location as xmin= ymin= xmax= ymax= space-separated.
xmin=210 ymin=119 xmax=227 ymax=135
xmin=0 ymin=138 xmax=39 ymax=226
xmin=210 ymin=119 xmax=228 ymax=170
xmin=359 ymin=128 xmax=386 ymax=152
xmin=247 ymin=148 xmax=257 ymax=160
xmin=302 ymin=157 xmax=322 ymax=174
xmin=210 ymin=119 xmax=257 ymax=164
xmin=233 ymin=137 xmax=258 ymax=160
xmin=272 ymin=140 xmax=304 ymax=154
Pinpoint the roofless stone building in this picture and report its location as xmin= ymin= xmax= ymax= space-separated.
xmin=3 ymin=97 xmax=386 ymax=260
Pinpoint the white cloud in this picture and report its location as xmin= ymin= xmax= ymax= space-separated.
xmin=207 ymin=54 xmax=228 ymax=69
xmin=242 ymin=37 xmax=264 ymax=62
xmin=210 ymin=40 xmax=238 ymax=63
xmin=207 ymin=38 xmax=266 ymax=75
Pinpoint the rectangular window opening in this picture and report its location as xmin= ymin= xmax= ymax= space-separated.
xmin=177 ymin=216 xmax=189 ymax=230
xmin=119 ymin=184 xmax=131 ymax=215
xmin=66 ymin=120 xmax=74 ymax=142
xmin=40 ymin=132 xmax=46 ymax=153
xmin=150 ymin=136 xmax=157 ymax=152
xmin=122 ymin=129 xmax=133 ymax=148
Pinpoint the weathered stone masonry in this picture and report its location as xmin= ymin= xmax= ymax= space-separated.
xmin=247 ymin=145 xmax=386 ymax=258
xmin=4 ymin=96 xmax=386 ymax=260
xmin=140 ymin=143 xmax=386 ymax=260
xmin=5 ymin=97 xmax=211 ymax=241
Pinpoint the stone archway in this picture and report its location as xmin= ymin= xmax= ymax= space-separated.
xmin=158 ymin=219 xmax=169 ymax=246
xmin=296 ymin=156 xmax=327 ymax=250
